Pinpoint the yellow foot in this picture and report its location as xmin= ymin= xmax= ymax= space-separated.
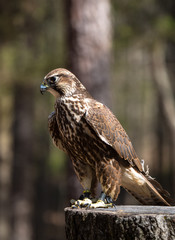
xmin=89 ymin=200 xmax=114 ymax=208
xmin=70 ymin=191 xmax=114 ymax=208
xmin=71 ymin=199 xmax=114 ymax=209
xmin=71 ymin=198 xmax=92 ymax=208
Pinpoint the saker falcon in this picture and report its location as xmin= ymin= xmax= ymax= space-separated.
xmin=40 ymin=68 xmax=175 ymax=207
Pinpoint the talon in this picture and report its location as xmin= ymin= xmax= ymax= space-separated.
xmin=85 ymin=203 xmax=91 ymax=209
xmin=71 ymin=205 xmax=77 ymax=209
xmin=71 ymin=197 xmax=92 ymax=208
xmin=88 ymin=192 xmax=115 ymax=208
xmin=76 ymin=200 xmax=81 ymax=207
xmin=90 ymin=200 xmax=114 ymax=208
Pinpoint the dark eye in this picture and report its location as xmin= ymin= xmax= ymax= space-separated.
xmin=49 ymin=76 xmax=58 ymax=84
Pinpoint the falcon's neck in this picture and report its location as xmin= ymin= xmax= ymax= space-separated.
xmin=55 ymin=95 xmax=91 ymax=122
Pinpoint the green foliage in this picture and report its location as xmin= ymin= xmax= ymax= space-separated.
xmin=0 ymin=0 xmax=66 ymax=84
xmin=155 ymin=15 xmax=175 ymax=40
xmin=112 ymin=0 xmax=175 ymax=49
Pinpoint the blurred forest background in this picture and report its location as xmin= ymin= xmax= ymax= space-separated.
xmin=0 ymin=0 xmax=175 ymax=239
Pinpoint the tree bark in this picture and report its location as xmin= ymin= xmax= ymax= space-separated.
xmin=0 ymin=91 xmax=13 ymax=240
xmin=65 ymin=206 xmax=175 ymax=240
xmin=11 ymin=84 xmax=35 ymax=240
xmin=165 ymin=41 xmax=175 ymax=197
xmin=66 ymin=0 xmax=112 ymax=105
xmin=150 ymin=44 xmax=175 ymax=197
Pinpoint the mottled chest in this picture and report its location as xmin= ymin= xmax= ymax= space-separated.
xmin=55 ymin=97 xmax=89 ymax=146
xmin=55 ymin=97 xmax=109 ymax=166
xmin=56 ymin=97 xmax=86 ymax=136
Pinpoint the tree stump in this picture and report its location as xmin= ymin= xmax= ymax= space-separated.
xmin=65 ymin=206 xmax=175 ymax=240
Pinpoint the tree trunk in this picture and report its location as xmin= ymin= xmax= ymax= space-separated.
xmin=165 ymin=41 xmax=175 ymax=197
xmin=0 ymin=91 xmax=13 ymax=240
xmin=150 ymin=44 xmax=175 ymax=197
xmin=65 ymin=0 xmax=112 ymax=201
xmin=66 ymin=0 xmax=112 ymax=105
xmin=65 ymin=206 xmax=175 ymax=240
xmin=11 ymin=84 xmax=35 ymax=240
xmin=156 ymin=0 xmax=175 ymax=199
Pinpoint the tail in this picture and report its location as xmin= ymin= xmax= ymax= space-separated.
xmin=142 ymin=173 xmax=175 ymax=206
xmin=121 ymin=166 xmax=175 ymax=206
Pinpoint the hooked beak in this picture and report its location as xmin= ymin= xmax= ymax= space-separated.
xmin=40 ymin=82 xmax=49 ymax=95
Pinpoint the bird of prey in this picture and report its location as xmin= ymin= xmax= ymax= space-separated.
xmin=40 ymin=68 xmax=174 ymax=207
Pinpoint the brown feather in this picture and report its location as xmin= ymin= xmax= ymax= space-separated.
xmin=48 ymin=111 xmax=67 ymax=152
xmin=84 ymin=100 xmax=143 ymax=172
xmin=120 ymin=165 xmax=175 ymax=206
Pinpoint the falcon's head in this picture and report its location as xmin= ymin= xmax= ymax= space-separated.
xmin=40 ymin=68 xmax=87 ymax=98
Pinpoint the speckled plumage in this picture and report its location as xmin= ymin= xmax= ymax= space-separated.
xmin=41 ymin=68 xmax=175 ymax=206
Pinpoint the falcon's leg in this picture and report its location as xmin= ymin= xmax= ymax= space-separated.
xmin=99 ymin=192 xmax=114 ymax=204
xmin=89 ymin=192 xmax=115 ymax=208
xmin=71 ymin=163 xmax=97 ymax=208
xmin=92 ymin=159 xmax=122 ymax=208
xmin=79 ymin=189 xmax=91 ymax=200
xmin=74 ymin=159 xmax=122 ymax=208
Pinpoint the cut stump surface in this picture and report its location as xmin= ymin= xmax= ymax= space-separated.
xmin=65 ymin=206 xmax=175 ymax=240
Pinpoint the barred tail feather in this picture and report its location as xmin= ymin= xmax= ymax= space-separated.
xmin=144 ymin=174 xmax=175 ymax=206
xmin=121 ymin=166 xmax=175 ymax=206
